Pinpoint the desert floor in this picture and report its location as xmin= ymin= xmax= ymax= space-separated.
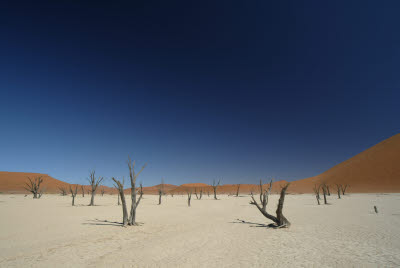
xmin=0 ymin=193 xmax=399 ymax=267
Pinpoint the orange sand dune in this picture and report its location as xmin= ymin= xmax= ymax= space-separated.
xmin=290 ymin=133 xmax=400 ymax=193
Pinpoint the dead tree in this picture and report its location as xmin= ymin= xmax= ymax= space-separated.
xmin=326 ymin=185 xmax=331 ymax=196
xmin=81 ymin=185 xmax=85 ymax=197
xmin=127 ymin=157 xmax=147 ymax=225
xmin=24 ymin=176 xmax=44 ymax=199
xmin=212 ymin=179 xmax=220 ymax=200
xmin=58 ymin=186 xmax=67 ymax=196
xmin=117 ymin=191 xmax=121 ymax=205
xmin=341 ymin=184 xmax=348 ymax=195
xmin=158 ymin=178 xmax=164 ymax=205
xmin=69 ymin=185 xmax=78 ymax=206
xmin=335 ymin=184 xmax=342 ymax=199
xmin=313 ymin=184 xmax=321 ymax=205
xmin=38 ymin=188 xmax=45 ymax=198
xmin=321 ymin=183 xmax=328 ymax=204
xmin=86 ymin=170 xmax=104 ymax=206
xmin=250 ymin=183 xmax=291 ymax=228
xmin=112 ymin=177 xmax=129 ymax=226
xmin=236 ymin=184 xmax=241 ymax=197
xmin=258 ymin=179 xmax=273 ymax=211
xmin=101 ymin=187 xmax=105 ymax=196
xmin=194 ymin=187 xmax=199 ymax=199
xmin=199 ymin=188 xmax=203 ymax=199
xmin=187 ymin=189 xmax=192 ymax=207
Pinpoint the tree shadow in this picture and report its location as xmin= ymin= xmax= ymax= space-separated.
xmin=82 ymin=219 xmax=123 ymax=227
xmin=82 ymin=219 xmax=145 ymax=227
xmin=230 ymin=218 xmax=277 ymax=228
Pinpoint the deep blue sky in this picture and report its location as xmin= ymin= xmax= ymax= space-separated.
xmin=0 ymin=1 xmax=399 ymax=186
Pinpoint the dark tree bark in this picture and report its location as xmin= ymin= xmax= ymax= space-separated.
xmin=326 ymin=185 xmax=331 ymax=196
xmin=258 ymin=179 xmax=273 ymax=211
xmin=24 ymin=176 xmax=44 ymax=199
xmin=250 ymin=183 xmax=291 ymax=227
xmin=199 ymin=188 xmax=203 ymax=199
xmin=158 ymin=178 xmax=164 ymax=205
xmin=69 ymin=185 xmax=78 ymax=206
xmin=341 ymin=184 xmax=348 ymax=195
xmin=236 ymin=184 xmax=241 ymax=197
xmin=335 ymin=184 xmax=341 ymax=199
xmin=86 ymin=170 xmax=104 ymax=206
xmin=127 ymin=157 xmax=147 ymax=226
xmin=112 ymin=177 xmax=128 ymax=226
xmin=212 ymin=179 xmax=220 ymax=200
xmin=321 ymin=183 xmax=328 ymax=204
xmin=187 ymin=190 xmax=192 ymax=207
xmin=101 ymin=187 xmax=105 ymax=196
xmin=81 ymin=185 xmax=85 ymax=197
xmin=313 ymin=184 xmax=321 ymax=205
xmin=194 ymin=188 xmax=199 ymax=199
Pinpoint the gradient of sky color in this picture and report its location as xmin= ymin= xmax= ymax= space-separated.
xmin=0 ymin=1 xmax=399 ymax=186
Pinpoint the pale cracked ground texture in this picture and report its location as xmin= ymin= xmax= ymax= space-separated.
xmin=0 ymin=193 xmax=400 ymax=267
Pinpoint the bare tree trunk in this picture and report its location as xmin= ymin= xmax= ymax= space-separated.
xmin=326 ymin=185 xmax=330 ymax=196
xmin=81 ymin=185 xmax=85 ymax=197
xmin=187 ymin=191 xmax=192 ymax=207
xmin=199 ymin=188 xmax=203 ymax=199
xmin=250 ymin=183 xmax=291 ymax=227
xmin=313 ymin=184 xmax=321 ymax=205
xmin=341 ymin=184 xmax=348 ymax=195
xmin=194 ymin=188 xmax=199 ymax=199
xmin=87 ymin=170 xmax=103 ymax=206
xmin=112 ymin=177 xmax=128 ymax=226
xmin=70 ymin=185 xmax=78 ymax=206
xmin=236 ymin=184 xmax=241 ymax=197
xmin=212 ymin=179 xmax=220 ymax=200
xmin=127 ymin=157 xmax=147 ymax=226
xmin=321 ymin=183 xmax=328 ymax=204
xmin=336 ymin=184 xmax=341 ymax=199
xmin=275 ymin=184 xmax=290 ymax=227
xmin=158 ymin=178 xmax=164 ymax=205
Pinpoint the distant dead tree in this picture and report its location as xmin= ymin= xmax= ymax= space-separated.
xmin=170 ymin=191 xmax=174 ymax=197
xmin=127 ymin=157 xmax=147 ymax=225
xmin=194 ymin=188 xmax=199 ymax=199
xmin=335 ymin=184 xmax=342 ymax=199
xmin=212 ymin=179 xmax=220 ymax=200
xmin=187 ymin=189 xmax=192 ymax=207
xmin=313 ymin=184 xmax=321 ymax=205
xmin=24 ymin=176 xmax=44 ymax=199
xmin=69 ymin=185 xmax=78 ymax=206
xmin=199 ymin=188 xmax=203 ymax=199
xmin=81 ymin=185 xmax=85 ymax=197
xmin=58 ymin=186 xmax=67 ymax=196
xmin=321 ymin=183 xmax=328 ymax=204
xmin=250 ymin=182 xmax=291 ymax=228
xmin=236 ymin=184 xmax=241 ymax=197
xmin=101 ymin=186 xmax=105 ymax=196
xmin=158 ymin=178 xmax=164 ymax=205
xmin=86 ymin=170 xmax=104 ymax=206
xmin=326 ymin=185 xmax=331 ymax=196
xmin=341 ymin=184 xmax=348 ymax=195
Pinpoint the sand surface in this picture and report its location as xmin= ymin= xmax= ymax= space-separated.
xmin=1 ymin=193 xmax=400 ymax=267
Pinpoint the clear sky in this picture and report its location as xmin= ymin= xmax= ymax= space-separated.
xmin=0 ymin=1 xmax=399 ymax=186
